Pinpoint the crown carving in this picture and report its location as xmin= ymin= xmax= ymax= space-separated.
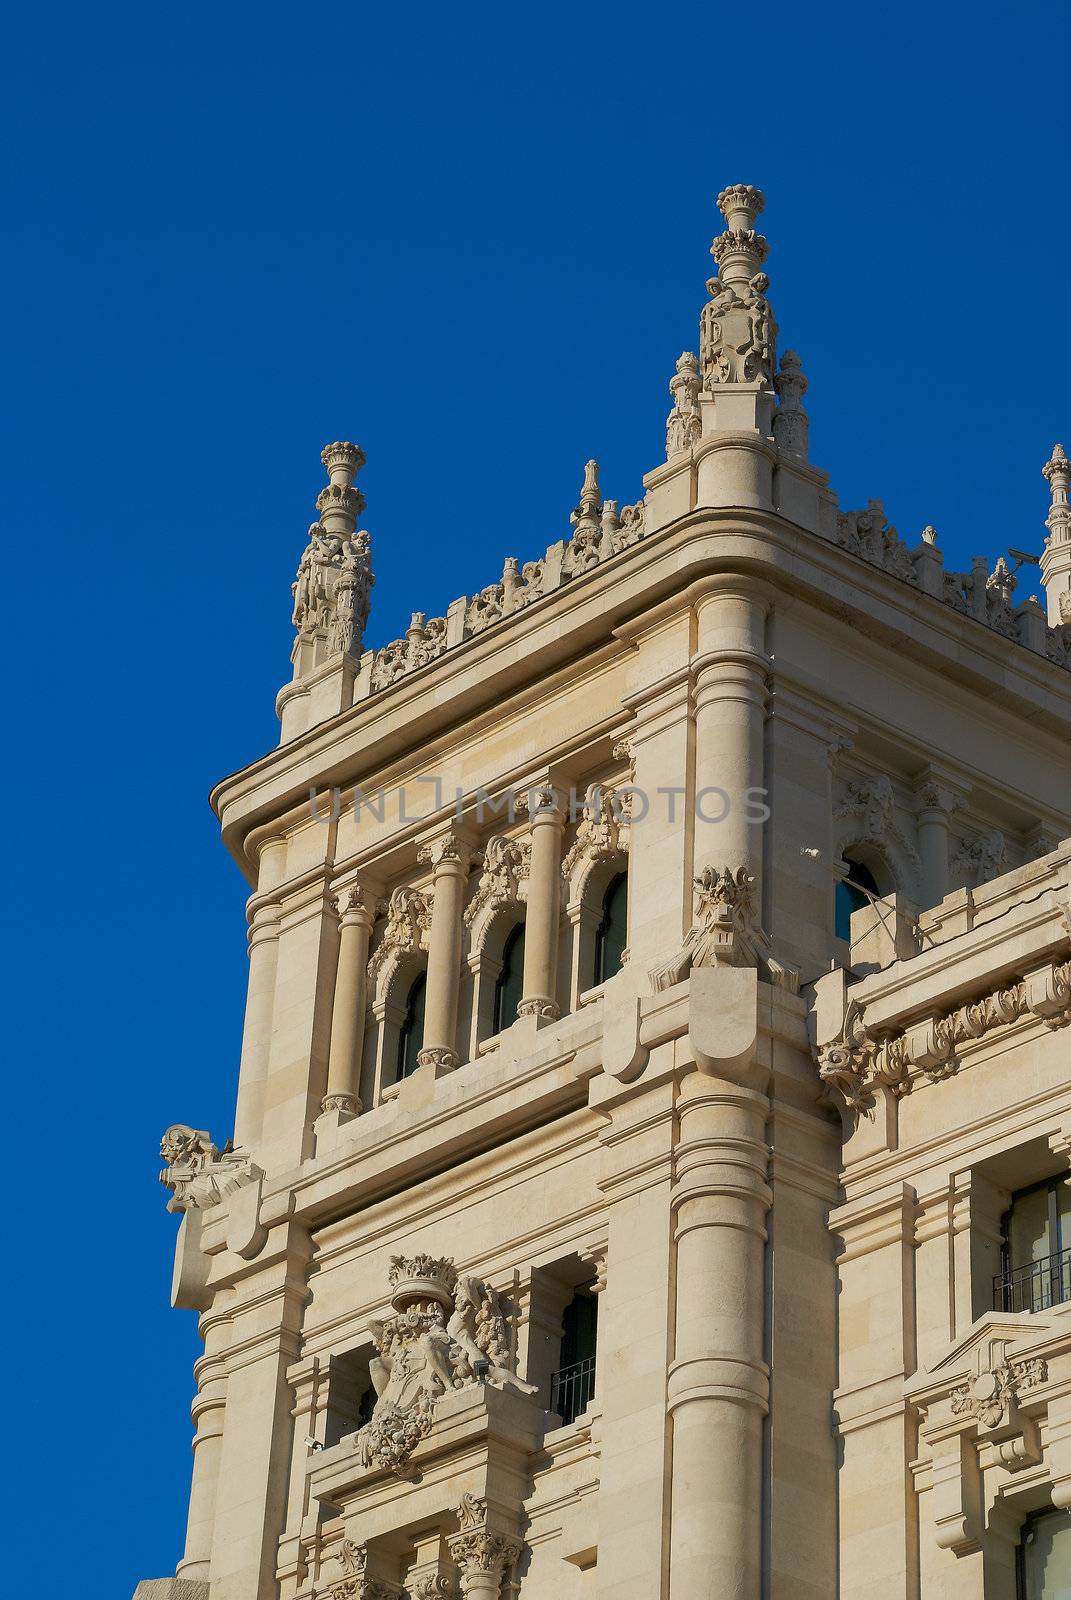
xmin=387 ymin=1253 xmax=458 ymax=1312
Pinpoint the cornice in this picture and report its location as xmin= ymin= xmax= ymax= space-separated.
xmin=212 ymin=506 xmax=1071 ymax=879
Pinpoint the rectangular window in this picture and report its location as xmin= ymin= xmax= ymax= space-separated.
xmin=996 ymin=1180 xmax=1071 ymax=1313
xmin=1017 ymin=1507 xmax=1071 ymax=1599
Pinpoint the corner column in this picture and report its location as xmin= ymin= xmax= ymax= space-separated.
xmin=692 ymin=581 xmax=770 ymax=907
xmin=519 ymin=785 xmax=566 ymax=1020
xmin=177 ymin=1306 xmax=232 ymax=1582
xmin=668 ymin=1066 xmax=771 ymax=1600
xmin=322 ymin=884 xmax=377 ymax=1113
xmin=234 ymin=837 xmax=288 ymax=1151
xmin=417 ymin=835 xmax=473 ymax=1070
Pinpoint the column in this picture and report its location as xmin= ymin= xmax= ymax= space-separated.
xmin=177 ymin=1306 xmax=232 ymax=1582
xmin=913 ymin=768 xmax=967 ymax=909
xmin=667 ymin=1069 xmax=771 ymax=1600
xmin=233 ymin=836 xmax=288 ymax=1151
xmin=692 ymin=580 xmax=770 ymax=908
xmin=322 ymin=884 xmax=376 ymax=1113
xmin=519 ymin=785 xmax=565 ymax=1020
xmin=417 ymin=834 xmax=473 ymax=1070
xmin=448 ymin=1511 xmax=522 ymax=1600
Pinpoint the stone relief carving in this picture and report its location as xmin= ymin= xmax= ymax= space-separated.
xmin=355 ymin=1254 xmax=537 ymax=1477
xmin=650 ymin=866 xmax=799 ymax=993
xmin=562 ymin=783 xmax=630 ymax=889
xmin=371 ymin=612 xmax=449 ymax=690
xmin=324 ymin=1539 xmax=403 ymax=1600
xmin=815 ymin=959 xmax=1071 ymax=1112
xmin=158 ymin=1125 xmax=258 ymax=1213
xmin=836 ymin=502 xmax=916 ymax=583
xmin=951 ymin=828 xmax=1008 ymax=888
xmin=950 ymin=1358 xmax=1047 ymax=1429
xmin=665 ymin=351 xmax=702 ymax=457
xmin=367 ymin=887 xmax=432 ymax=991
xmin=835 ymin=772 xmax=920 ymax=874
xmin=447 ymin=1495 xmax=523 ymax=1591
xmin=464 ymin=835 xmax=529 ymax=939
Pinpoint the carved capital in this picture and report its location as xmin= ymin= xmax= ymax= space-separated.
xmin=414 ymin=1045 xmax=460 ymax=1071
xmin=418 ymin=834 xmax=476 ymax=875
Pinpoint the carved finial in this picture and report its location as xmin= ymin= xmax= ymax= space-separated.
xmin=666 ymin=352 xmax=702 ymax=458
xmin=701 ymin=184 xmax=776 ymax=390
xmin=1041 ymin=443 xmax=1071 ymax=626
xmin=772 ymin=349 xmax=809 ymax=461
xmin=921 ymin=525 xmax=939 ymax=545
xmin=571 ymin=459 xmax=602 ymax=529
xmin=290 ymin=441 xmax=374 ymax=678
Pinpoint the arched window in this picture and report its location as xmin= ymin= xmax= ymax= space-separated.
xmin=396 ymin=971 xmax=426 ymax=1080
xmin=594 ymin=872 xmax=628 ymax=985
xmin=493 ymin=924 xmax=525 ymax=1035
xmin=835 ymin=859 xmax=881 ymax=942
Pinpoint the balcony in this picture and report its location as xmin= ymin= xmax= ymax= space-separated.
xmin=993 ymin=1246 xmax=1071 ymax=1314
xmin=550 ymin=1355 xmax=596 ymax=1426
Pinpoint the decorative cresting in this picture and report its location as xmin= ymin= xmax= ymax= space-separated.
xmin=700 ymin=184 xmax=776 ymax=390
xmin=816 ymin=960 xmax=1071 ymax=1112
xmin=833 ymin=493 xmax=1071 ymax=670
xmin=158 ymin=1125 xmax=258 ymax=1213
xmin=1042 ymin=443 xmax=1071 ymax=626
xmin=665 ymin=352 xmax=702 ymax=458
xmin=355 ymin=1254 xmax=537 ymax=1477
xmin=324 ymin=1539 xmax=403 ymax=1600
xmin=447 ymin=1494 xmax=523 ymax=1599
xmin=650 ymin=866 xmax=799 ymax=992
xmin=365 ymin=458 xmax=647 ymax=696
xmin=291 ymin=442 xmax=373 ymax=676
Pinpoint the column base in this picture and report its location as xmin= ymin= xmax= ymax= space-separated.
xmin=517 ymin=997 xmax=560 ymax=1021
xmin=415 ymin=1045 xmax=460 ymax=1071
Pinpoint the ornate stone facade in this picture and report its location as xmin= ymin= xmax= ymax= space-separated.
xmin=140 ymin=183 xmax=1071 ymax=1600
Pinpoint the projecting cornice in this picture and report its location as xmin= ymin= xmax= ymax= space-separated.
xmin=213 ymin=506 xmax=1071 ymax=881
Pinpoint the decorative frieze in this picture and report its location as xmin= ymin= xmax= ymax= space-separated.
xmin=950 ymin=1358 xmax=1047 ymax=1428
xmin=816 ymin=958 xmax=1071 ymax=1111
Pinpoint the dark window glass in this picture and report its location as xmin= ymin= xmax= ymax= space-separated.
xmin=1018 ymin=1507 xmax=1071 ymax=1599
xmin=998 ymin=1179 xmax=1071 ymax=1313
xmin=835 ymin=860 xmax=881 ymax=941
xmin=560 ymin=1289 xmax=598 ymax=1368
xmin=551 ymin=1286 xmax=598 ymax=1425
xmin=396 ymin=971 xmax=426 ymax=1080
xmin=493 ymin=924 xmax=525 ymax=1034
xmin=594 ymin=872 xmax=628 ymax=985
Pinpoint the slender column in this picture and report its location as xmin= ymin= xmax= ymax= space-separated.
xmin=692 ymin=583 xmax=769 ymax=907
xmin=177 ymin=1306 xmax=232 ymax=1581
xmin=417 ymin=835 xmax=473 ymax=1070
xmin=322 ymin=885 xmax=376 ymax=1113
xmin=519 ymin=785 xmax=566 ymax=1019
xmin=233 ymin=836 xmax=288 ymax=1151
xmin=913 ymin=769 xmax=967 ymax=909
xmin=668 ymin=1070 xmax=771 ymax=1600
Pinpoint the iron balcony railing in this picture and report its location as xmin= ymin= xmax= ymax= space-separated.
xmin=550 ymin=1355 xmax=596 ymax=1426
xmin=993 ymin=1246 xmax=1071 ymax=1314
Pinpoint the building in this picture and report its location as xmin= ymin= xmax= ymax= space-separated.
xmin=137 ymin=184 xmax=1071 ymax=1600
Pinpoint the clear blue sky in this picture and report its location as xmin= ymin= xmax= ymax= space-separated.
xmin=3 ymin=4 xmax=1068 ymax=1594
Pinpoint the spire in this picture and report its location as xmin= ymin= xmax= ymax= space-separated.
xmin=290 ymin=441 xmax=373 ymax=677
xmin=571 ymin=459 xmax=602 ymax=531
xmin=1041 ymin=444 xmax=1071 ymax=626
xmin=665 ymin=352 xmax=702 ymax=458
xmin=700 ymin=184 xmax=777 ymax=389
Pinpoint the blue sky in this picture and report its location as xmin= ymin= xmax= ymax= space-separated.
xmin=3 ymin=3 xmax=1069 ymax=1594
